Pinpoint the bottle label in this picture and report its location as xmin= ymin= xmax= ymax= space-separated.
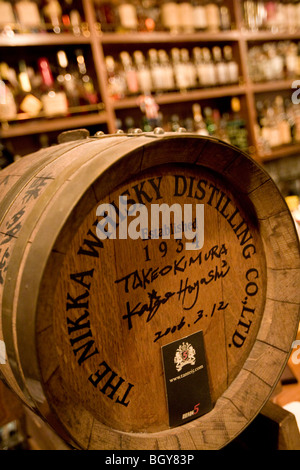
xmin=16 ymin=1 xmax=41 ymax=27
xmin=42 ymin=91 xmax=68 ymax=117
xmin=0 ymin=2 xmax=15 ymax=24
xmin=118 ymin=4 xmax=138 ymax=30
xmin=161 ymin=2 xmax=179 ymax=29
xmin=20 ymin=94 xmax=43 ymax=117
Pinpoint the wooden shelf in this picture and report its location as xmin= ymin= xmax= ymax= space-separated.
xmin=1 ymin=0 xmax=300 ymax=163
xmin=259 ymin=144 xmax=300 ymax=161
xmin=242 ymin=30 xmax=300 ymax=42
xmin=100 ymin=30 xmax=241 ymax=45
xmin=0 ymin=33 xmax=91 ymax=47
xmin=0 ymin=111 xmax=108 ymax=138
xmin=112 ymin=85 xmax=247 ymax=110
xmin=250 ymin=80 xmax=299 ymax=93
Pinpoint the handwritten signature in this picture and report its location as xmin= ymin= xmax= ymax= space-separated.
xmin=123 ymin=261 xmax=230 ymax=330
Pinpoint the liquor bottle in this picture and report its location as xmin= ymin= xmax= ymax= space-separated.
xmin=274 ymin=95 xmax=292 ymax=145
xmin=56 ymin=50 xmax=80 ymax=107
xmin=120 ymin=51 xmax=139 ymax=95
xmin=193 ymin=47 xmax=205 ymax=87
xmin=205 ymin=2 xmax=221 ymax=32
xmin=0 ymin=1 xmax=16 ymax=29
xmin=43 ymin=0 xmax=62 ymax=33
xmin=171 ymin=47 xmax=186 ymax=92
xmin=75 ymin=49 xmax=98 ymax=105
xmin=0 ymin=63 xmax=17 ymax=121
xmin=203 ymin=107 xmax=216 ymax=135
xmin=192 ymin=103 xmax=209 ymax=135
xmin=161 ymin=0 xmax=180 ymax=33
xmin=228 ymin=97 xmax=248 ymax=150
xmin=133 ymin=50 xmax=153 ymax=94
xmin=149 ymin=48 xmax=164 ymax=93
xmin=223 ymin=46 xmax=239 ymax=84
xmin=220 ymin=5 xmax=231 ymax=30
xmin=158 ymin=49 xmax=175 ymax=91
xmin=105 ymin=56 xmax=126 ymax=100
xmin=192 ymin=0 xmax=207 ymax=31
xmin=94 ymin=0 xmax=119 ymax=32
xmin=137 ymin=0 xmax=160 ymax=32
xmin=18 ymin=60 xmax=43 ymax=117
xmin=201 ymin=48 xmax=216 ymax=87
xmin=212 ymin=46 xmax=228 ymax=85
xmin=15 ymin=0 xmax=42 ymax=32
xmin=118 ymin=0 xmax=138 ymax=32
xmin=180 ymin=48 xmax=197 ymax=90
xmin=38 ymin=57 xmax=68 ymax=116
xmin=178 ymin=0 xmax=194 ymax=33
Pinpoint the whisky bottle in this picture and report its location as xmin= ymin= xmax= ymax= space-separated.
xmin=201 ymin=48 xmax=216 ymax=87
xmin=178 ymin=0 xmax=194 ymax=33
xmin=158 ymin=49 xmax=175 ymax=91
xmin=0 ymin=1 xmax=16 ymax=29
xmin=38 ymin=57 xmax=68 ymax=116
xmin=161 ymin=0 xmax=180 ymax=33
xmin=18 ymin=60 xmax=43 ymax=116
xmin=181 ymin=48 xmax=197 ymax=90
xmin=120 ymin=51 xmax=139 ymax=95
xmin=133 ymin=50 xmax=153 ymax=94
xmin=56 ymin=50 xmax=80 ymax=107
xmin=193 ymin=47 xmax=205 ymax=87
xmin=223 ymin=46 xmax=239 ymax=84
xmin=192 ymin=0 xmax=207 ymax=31
xmin=94 ymin=0 xmax=119 ymax=33
xmin=75 ymin=49 xmax=98 ymax=105
xmin=105 ymin=55 xmax=126 ymax=100
xmin=205 ymin=2 xmax=221 ymax=32
xmin=171 ymin=47 xmax=187 ymax=92
xmin=43 ymin=0 xmax=62 ymax=33
xmin=118 ymin=0 xmax=138 ymax=32
xmin=15 ymin=0 xmax=42 ymax=32
xmin=220 ymin=5 xmax=231 ymax=30
xmin=0 ymin=63 xmax=17 ymax=121
xmin=192 ymin=103 xmax=209 ymax=135
xmin=212 ymin=46 xmax=228 ymax=85
xmin=149 ymin=48 xmax=164 ymax=93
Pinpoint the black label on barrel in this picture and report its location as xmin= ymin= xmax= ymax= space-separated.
xmin=161 ymin=330 xmax=212 ymax=428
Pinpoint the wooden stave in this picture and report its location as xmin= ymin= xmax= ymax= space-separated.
xmin=0 ymin=133 xmax=299 ymax=449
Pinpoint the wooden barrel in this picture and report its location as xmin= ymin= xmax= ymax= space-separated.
xmin=0 ymin=131 xmax=299 ymax=450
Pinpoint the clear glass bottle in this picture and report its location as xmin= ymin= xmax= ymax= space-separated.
xmin=120 ymin=51 xmax=139 ymax=95
xmin=178 ymin=0 xmax=194 ymax=33
xmin=17 ymin=60 xmax=43 ymax=116
xmin=38 ymin=57 xmax=68 ymax=116
xmin=192 ymin=103 xmax=209 ymax=135
xmin=118 ymin=0 xmax=138 ymax=32
xmin=75 ymin=49 xmax=98 ymax=105
xmin=201 ymin=47 xmax=217 ymax=87
xmin=212 ymin=46 xmax=228 ymax=85
xmin=181 ymin=48 xmax=197 ymax=89
xmin=105 ymin=55 xmax=126 ymax=100
xmin=148 ymin=48 xmax=164 ymax=93
xmin=15 ymin=0 xmax=42 ymax=32
xmin=133 ymin=50 xmax=153 ymax=94
xmin=56 ymin=50 xmax=80 ymax=108
xmin=161 ymin=0 xmax=180 ymax=33
xmin=158 ymin=49 xmax=175 ymax=91
xmin=223 ymin=45 xmax=239 ymax=84
xmin=43 ymin=0 xmax=63 ymax=33
xmin=205 ymin=2 xmax=221 ymax=32
xmin=193 ymin=0 xmax=207 ymax=31
xmin=0 ymin=1 xmax=16 ymax=29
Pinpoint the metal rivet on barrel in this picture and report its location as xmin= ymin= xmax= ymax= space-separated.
xmin=178 ymin=127 xmax=187 ymax=133
xmin=116 ymin=129 xmax=125 ymax=134
xmin=133 ymin=128 xmax=143 ymax=134
xmin=94 ymin=131 xmax=105 ymax=137
xmin=153 ymin=127 xmax=165 ymax=135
